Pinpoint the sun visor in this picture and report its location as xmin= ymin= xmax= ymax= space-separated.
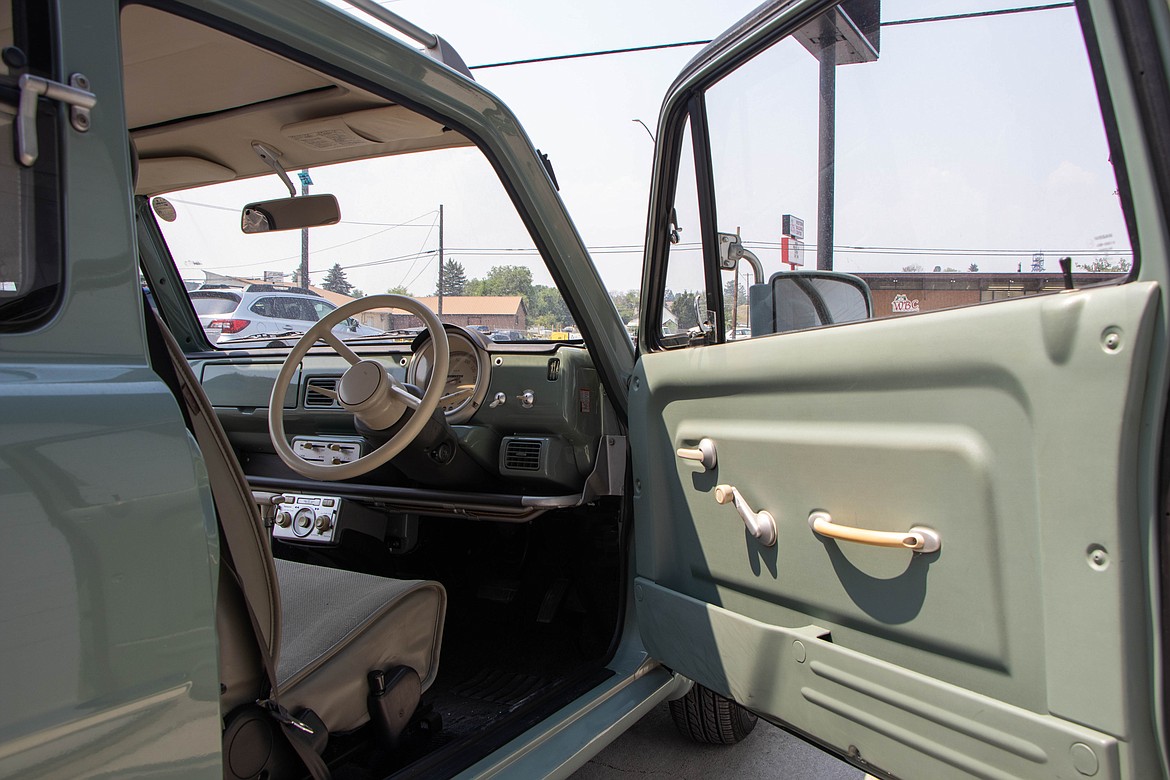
xmin=136 ymin=156 xmax=236 ymax=195
xmin=281 ymin=106 xmax=470 ymax=153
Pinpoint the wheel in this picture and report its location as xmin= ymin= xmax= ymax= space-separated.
xmin=268 ymin=294 xmax=450 ymax=480
xmin=668 ymin=683 xmax=758 ymax=745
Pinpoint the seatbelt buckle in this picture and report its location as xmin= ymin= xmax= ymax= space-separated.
xmin=257 ymin=698 xmax=315 ymax=735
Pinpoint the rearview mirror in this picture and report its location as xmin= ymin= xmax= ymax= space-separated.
xmin=241 ymin=194 xmax=341 ymax=233
xmin=749 ymin=270 xmax=872 ymax=335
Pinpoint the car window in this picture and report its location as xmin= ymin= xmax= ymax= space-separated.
xmin=190 ymin=292 xmax=240 ymax=315
xmin=656 ymin=116 xmax=707 ymax=348
xmin=248 ymin=296 xmax=275 ymax=318
xmin=286 ymin=298 xmax=318 ymax=322
xmin=0 ymin=0 xmax=63 ymax=332
xmin=310 ymin=300 xmax=335 ymax=321
xmin=663 ymin=0 xmax=1132 ymax=345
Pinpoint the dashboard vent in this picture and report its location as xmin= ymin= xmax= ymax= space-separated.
xmin=304 ymin=377 xmax=340 ymax=408
xmin=503 ymin=438 xmax=543 ymax=471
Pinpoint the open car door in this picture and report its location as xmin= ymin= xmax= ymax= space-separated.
xmin=630 ymin=1 xmax=1170 ymax=778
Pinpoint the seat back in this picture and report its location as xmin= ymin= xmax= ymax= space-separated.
xmin=146 ymin=308 xmax=281 ymax=710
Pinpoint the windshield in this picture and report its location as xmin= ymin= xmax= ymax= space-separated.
xmin=154 ymin=145 xmax=578 ymax=346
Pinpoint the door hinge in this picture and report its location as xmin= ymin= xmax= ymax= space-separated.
xmin=17 ymin=72 xmax=96 ymax=166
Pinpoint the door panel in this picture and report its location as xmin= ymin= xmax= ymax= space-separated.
xmin=630 ymin=281 xmax=1161 ymax=778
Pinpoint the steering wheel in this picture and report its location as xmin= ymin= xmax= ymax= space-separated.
xmin=268 ymin=294 xmax=449 ymax=480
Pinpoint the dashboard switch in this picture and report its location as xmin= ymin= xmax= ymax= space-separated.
xmin=517 ymin=390 xmax=535 ymax=408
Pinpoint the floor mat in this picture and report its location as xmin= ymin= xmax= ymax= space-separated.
xmin=427 ymin=669 xmax=560 ymax=748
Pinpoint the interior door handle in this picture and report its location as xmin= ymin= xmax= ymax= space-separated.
xmin=676 ymin=438 xmax=717 ymax=471
xmin=714 ymin=484 xmax=777 ymax=546
xmin=808 ymin=511 xmax=941 ymax=554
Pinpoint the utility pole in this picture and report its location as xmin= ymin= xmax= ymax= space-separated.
xmin=298 ymin=170 xmax=311 ymax=288
xmin=816 ymin=20 xmax=836 ymax=272
xmin=437 ymin=204 xmax=444 ymax=316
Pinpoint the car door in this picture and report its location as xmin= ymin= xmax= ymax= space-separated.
xmin=0 ymin=1 xmax=223 ymax=775
xmin=631 ymin=1 xmax=1170 ymax=778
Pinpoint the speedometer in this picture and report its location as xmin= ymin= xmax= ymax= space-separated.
xmin=407 ymin=328 xmax=491 ymax=424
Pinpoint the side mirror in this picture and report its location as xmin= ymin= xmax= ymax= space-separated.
xmin=347 ymin=317 xmax=359 ymax=332
xmin=241 ymin=194 xmax=341 ymax=233
xmin=749 ymin=270 xmax=872 ymax=335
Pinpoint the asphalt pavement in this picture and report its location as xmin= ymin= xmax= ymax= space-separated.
xmin=572 ymin=702 xmax=865 ymax=779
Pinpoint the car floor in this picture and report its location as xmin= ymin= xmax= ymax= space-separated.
xmin=289 ymin=507 xmax=623 ymax=778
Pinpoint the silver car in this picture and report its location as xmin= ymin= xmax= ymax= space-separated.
xmin=190 ymin=285 xmax=381 ymax=343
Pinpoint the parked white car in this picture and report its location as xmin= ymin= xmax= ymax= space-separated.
xmin=190 ymin=285 xmax=382 ymax=343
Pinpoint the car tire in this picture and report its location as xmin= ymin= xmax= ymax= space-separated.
xmin=668 ymin=683 xmax=758 ymax=745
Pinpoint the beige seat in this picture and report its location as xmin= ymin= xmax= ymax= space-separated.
xmin=148 ymin=310 xmax=446 ymax=740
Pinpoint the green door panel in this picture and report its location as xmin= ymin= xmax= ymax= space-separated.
xmin=630 ymin=281 xmax=1162 ymax=778
xmin=636 ymin=580 xmax=1123 ymax=780
xmin=0 ymin=367 xmax=222 ymax=777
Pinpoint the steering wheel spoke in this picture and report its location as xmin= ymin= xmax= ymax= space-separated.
xmin=389 ymin=383 xmax=422 ymax=410
xmin=318 ymin=330 xmax=362 ymax=366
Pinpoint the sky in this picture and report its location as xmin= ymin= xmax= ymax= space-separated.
xmin=159 ymin=0 xmax=1133 ymax=299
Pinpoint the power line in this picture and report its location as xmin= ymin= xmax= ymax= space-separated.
xmin=468 ymin=3 xmax=1075 ymax=70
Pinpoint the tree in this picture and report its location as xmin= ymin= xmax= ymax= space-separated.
xmin=723 ymin=279 xmax=747 ymax=324
xmin=1077 ymin=257 xmax=1132 ymax=273
xmin=321 ymin=263 xmax=353 ymax=295
xmin=530 ymin=285 xmax=573 ymax=330
xmin=435 ymin=259 xmax=467 ymax=296
xmin=386 ymin=285 xmax=410 ymax=295
xmin=609 ymin=290 xmax=640 ymax=323
xmin=672 ymin=290 xmax=701 ymax=331
xmin=968 ymin=263 xmax=979 ymax=273
xmin=902 ymin=264 xmax=924 ymax=272
xmin=350 ymin=288 xmax=365 ymax=298
xmin=479 ymin=265 xmax=534 ymax=298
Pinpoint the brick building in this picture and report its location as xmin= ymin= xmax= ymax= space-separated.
xmin=854 ymin=272 xmax=1127 ymax=319
xmin=361 ymin=295 xmax=528 ymax=333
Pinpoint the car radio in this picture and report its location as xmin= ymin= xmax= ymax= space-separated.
xmin=272 ymin=493 xmax=343 ymax=544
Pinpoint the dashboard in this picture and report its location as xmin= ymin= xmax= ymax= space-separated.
xmin=194 ymin=326 xmax=622 ymax=543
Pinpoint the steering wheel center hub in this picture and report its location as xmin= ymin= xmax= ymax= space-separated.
xmin=339 ymin=360 xmax=385 ymax=406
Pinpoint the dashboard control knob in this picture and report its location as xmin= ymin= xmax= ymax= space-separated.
xmin=275 ymin=511 xmax=293 ymax=528
xmin=293 ymin=508 xmax=314 ymax=537
xmin=314 ymin=514 xmax=333 ymax=533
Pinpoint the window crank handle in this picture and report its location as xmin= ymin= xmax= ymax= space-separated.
xmin=714 ymin=484 xmax=777 ymax=547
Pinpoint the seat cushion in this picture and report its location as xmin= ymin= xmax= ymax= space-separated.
xmin=274 ymin=559 xmax=446 ymax=732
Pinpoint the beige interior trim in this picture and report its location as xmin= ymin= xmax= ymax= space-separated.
xmin=136 ymin=156 xmax=236 ymax=194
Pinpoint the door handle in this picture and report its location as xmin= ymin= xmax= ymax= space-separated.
xmin=714 ymin=484 xmax=777 ymax=546
xmin=676 ymin=437 xmax=717 ymax=471
xmin=808 ymin=511 xmax=941 ymax=554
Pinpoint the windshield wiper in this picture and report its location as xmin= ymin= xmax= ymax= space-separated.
xmin=217 ymin=330 xmax=306 ymax=345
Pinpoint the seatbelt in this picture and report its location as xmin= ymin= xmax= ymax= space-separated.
xmin=144 ymin=308 xmax=330 ymax=780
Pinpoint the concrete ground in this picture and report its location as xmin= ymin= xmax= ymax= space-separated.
xmin=572 ymin=702 xmax=865 ymax=779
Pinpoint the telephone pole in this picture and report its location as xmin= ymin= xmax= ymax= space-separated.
xmin=298 ymin=170 xmax=311 ymax=287
xmin=437 ymin=204 xmax=445 ymax=316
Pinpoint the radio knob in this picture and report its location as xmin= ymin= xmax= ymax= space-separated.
xmin=276 ymin=511 xmax=293 ymax=528
xmin=314 ymin=514 xmax=333 ymax=533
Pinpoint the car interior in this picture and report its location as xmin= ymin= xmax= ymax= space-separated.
xmin=124 ymin=4 xmax=625 ymax=777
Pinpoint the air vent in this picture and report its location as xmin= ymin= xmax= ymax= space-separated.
xmin=503 ymin=438 xmax=543 ymax=471
xmin=304 ymin=377 xmax=339 ymax=408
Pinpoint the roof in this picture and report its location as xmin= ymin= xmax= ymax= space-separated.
xmin=307 ymin=286 xmax=359 ymax=307
xmin=408 ymin=296 xmax=526 ymax=316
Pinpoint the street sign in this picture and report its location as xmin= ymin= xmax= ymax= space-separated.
xmin=782 ymin=214 xmax=804 ymax=240
xmin=782 ymin=236 xmax=805 ymax=267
